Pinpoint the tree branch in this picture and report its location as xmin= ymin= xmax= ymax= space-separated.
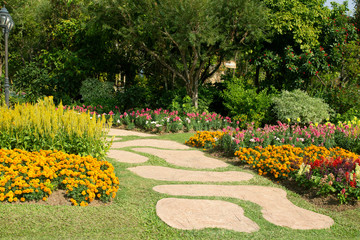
xmin=140 ymin=42 xmax=187 ymax=83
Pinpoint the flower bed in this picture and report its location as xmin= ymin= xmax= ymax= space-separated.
xmin=297 ymin=156 xmax=360 ymax=204
xmin=185 ymin=131 xmax=225 ymax=149
xmin=186 ymin=129 xmax=360 ymax=203
xmin=0 ymin=149 xmax=119 ymax=206
xmin=0 ymin=97 xmax=111 ymax=159
xmin=234 ymin=145 xmax=358 ymax=179
xmin=68 ymin=105 xmax=242 ymax=133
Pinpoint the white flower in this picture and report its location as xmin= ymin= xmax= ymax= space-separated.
xmin=249 ymin=138 xmax=255 ymax=142
xmin=145 ymin=121 xmax=148 ymax=124
xmin=117 ymin=119 xmax=120 ymax=123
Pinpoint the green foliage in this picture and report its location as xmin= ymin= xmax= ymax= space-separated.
xmin=272 ymin=89 xmax=333 ymax=124
xmin=80 ymin=78 xmax=116 ymax=112
xmin=221 ymin=76 xmax=275 ymax=127
xmin=0 ymin=97 xmax=111 ymax=159
xmin=263 ymin=0 xmax=329 ymax=50
xmin=13 ymin=61 xmax=53 ymax=103
xmin=116 ymin=85 xmax=152 ymax=111
xmin=102 ymin=0 xmax=269 ymax=107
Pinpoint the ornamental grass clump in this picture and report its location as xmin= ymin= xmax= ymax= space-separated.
xmin=0 ymin=97 xmax=111 ymax=159
xmin=0 ymin=149 xmax=119 ymax=206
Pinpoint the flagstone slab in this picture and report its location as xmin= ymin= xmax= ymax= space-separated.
xmin=108 ymin=128 xmax=154 ymax=137
xmin=156 ymin=198 xmax=259 ymax=233
xmin=107 ymin=150 xmax=148 ymax=163
xmin=153 ymin=185 xmax=334 ymax=230
xmin=111 ymin=140 xmax=190 ymax=150
xmin=128 ymin=166 xmax=253 ymax=182
xmin=134 ymin=148 xmax=228 ymax=169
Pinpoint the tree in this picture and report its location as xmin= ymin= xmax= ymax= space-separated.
xmin=249 ymin=0 xmax=330 ymax=90
xmin=98 ymin=0 xmax=269 ymax=108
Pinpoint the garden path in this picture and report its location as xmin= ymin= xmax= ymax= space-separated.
xmin=107 ymin=129 xmax=334 ymax=233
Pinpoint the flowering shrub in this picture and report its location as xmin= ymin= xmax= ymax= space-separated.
xmin=0 ymin=97 xmax=111 ymax=159
xmin=0 ymin=149 xmax=119 ymax=206
xmin=185 ymin=131 xmax=225 ymax=149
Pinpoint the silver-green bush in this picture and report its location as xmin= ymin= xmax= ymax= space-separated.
xmin=272 ymin=89 xmax=333 ymax=124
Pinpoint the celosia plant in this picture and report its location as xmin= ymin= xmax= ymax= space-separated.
xmin=0 ymin=97 xmax=111 ymax=159
xmin=0 ymin=149 xmax=119 ymax=206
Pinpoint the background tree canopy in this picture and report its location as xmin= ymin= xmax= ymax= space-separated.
xmin=93 ymin=0 xmax=269 ymax=107
xmin=2 ymin=0 xmax=360 ymax=124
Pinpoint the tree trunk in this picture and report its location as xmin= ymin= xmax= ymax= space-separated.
xmin=186 ymin=77 xmax=199 ymax=109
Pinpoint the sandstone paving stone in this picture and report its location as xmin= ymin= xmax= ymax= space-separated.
xmin=107 ymin=150 xmax=148 ymax=163
xmin=128 ymin=166 xmax=253 ymax=182
xmin=156 ymin=198 xmax=260 ymax=233
xmin=153 ymin=185 xmax=334 ymax=230
xmin=108 ymin=128 xmax=154 ymax=137
xmin=111 ymin=139 xmax=190 ymax=150
xmin=134 ymin=148 xmax=228 ymax=169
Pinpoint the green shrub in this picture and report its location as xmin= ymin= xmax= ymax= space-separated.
xmin=0 ymin=97 xmax=111 ymax=159
xmin=272 ymin=89 xmax=333 ymax=124
xmin=116 ymin=85 xmax=152 ymax=111
xmin=80 ymin=78 xmax=116 ymax=111
xmin=221 ymin=76 xmax=274 ymax=127
xmin=13 ymin=61 xmax=53 ymax=103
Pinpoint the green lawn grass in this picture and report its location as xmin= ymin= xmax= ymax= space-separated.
xmin=1 ymin=132 xmax=360 ymax=239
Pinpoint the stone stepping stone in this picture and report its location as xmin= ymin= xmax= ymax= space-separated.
xmin=156 ymin=198 xmax=259 ymax=233
xmin=111 ymin=140 xmax=190 ymax=150
xmin=153 ymin=185 xmax=334 ymax=230
xmin=108 ymin=128 xmax=153 ymax=137
xmin=107 ymin=150 xmax=148 ymax=163
xmin=128 ymin=166 xmax=253 ymax=182
xmin=134 ymin=148 xmax=228 ymax=169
